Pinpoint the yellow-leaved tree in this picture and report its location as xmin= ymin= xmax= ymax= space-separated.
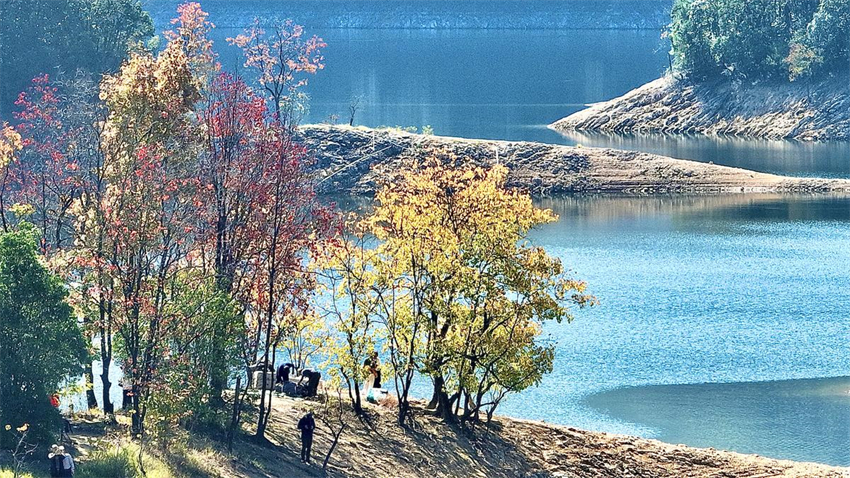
xmin=363 ymin=158 xmax=594 ymax=425
xmin=0 ymin=123 xmax=22 ymax=231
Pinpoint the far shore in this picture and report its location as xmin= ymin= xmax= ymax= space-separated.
xmin=300 ymin=124 xmax=850 ymax=196
xmin=551 ymin=75 xmax=850 ymax=142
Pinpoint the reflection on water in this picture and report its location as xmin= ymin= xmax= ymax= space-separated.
xmin=584 ymin=376 xmax=850 ymax=466
xmin=491 ymin=194 xmax=850 ymax=466
xmin=200 ymin=26 xmax=670 ymax=143
xmin=559 ymin=131 xmax=850 ymax=179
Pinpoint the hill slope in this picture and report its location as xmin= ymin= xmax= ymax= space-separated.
xmin=551 ymin=76 xmax=850 ymax=141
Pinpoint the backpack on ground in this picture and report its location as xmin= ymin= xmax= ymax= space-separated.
xmin=283 ymin=381 xmax=298 ymax=396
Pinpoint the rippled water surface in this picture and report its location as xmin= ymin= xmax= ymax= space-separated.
xmin=506 ymin=195 xmax=850 ymax=466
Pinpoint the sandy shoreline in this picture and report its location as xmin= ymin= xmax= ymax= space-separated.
xmin=300 ymin=124 xmax=850 ymax=196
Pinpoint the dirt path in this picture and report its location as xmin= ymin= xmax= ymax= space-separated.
xmin=258 ymin=394 xmax=849 ymax=478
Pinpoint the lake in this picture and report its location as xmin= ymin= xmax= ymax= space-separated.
xmin=141 ymin=4 xmax=850 ymax=466
xmin=524 ymin=194 xmax=850 ymax=466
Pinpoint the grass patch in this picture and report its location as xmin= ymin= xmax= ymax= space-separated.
xmin=0 ymin=469 xmax=36 ymax=478
xmin=76 ymin=443 xmax=175 ymax=478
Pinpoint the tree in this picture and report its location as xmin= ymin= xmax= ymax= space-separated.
xmin=348 ymin=95 xmax=363 ymax=126
xmin=197 ymin=72 xmax=268 ymax=402
xmin=13 ymin=75 xmax=84 ymax=253
xmin=0 ymin=123 xmax=23 ymax=231
xmin=669 ymin=0 xmax=824 ymax=80
xmin=317 ymin=386 xmax=348 ymax=475
xmin=318 ymin=223 xmax=379 ymax=415
xmin=793 ymin=0 xmax=850 ymax=77
xmin=0 ymin=0 xmax=154 ymax=116
xmin=95 ymin=28 xmax=202 ymax=434
xmin=0 ymin=225 xmax=88 ymax=446
xmin=229 ymin=15 xmax=335 ymax=441
xmin=228 ymin=19 xmax=325 ymax=129
xmin=248 ymin=130 xmax=334 ymax=440
xmin=365 ymin=160 xmax=593 ymax=425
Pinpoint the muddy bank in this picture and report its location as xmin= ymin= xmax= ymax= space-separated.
xmin=300 ymin=125 xmax=850 ymax=196
xmin=551 ymin=76 xmax=850 ymax=141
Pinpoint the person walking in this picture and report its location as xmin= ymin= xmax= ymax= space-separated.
xmin=297 ymin=411 xmax=316 ymax=464
xmin=48 ymin=444 xmax=64 ymax=478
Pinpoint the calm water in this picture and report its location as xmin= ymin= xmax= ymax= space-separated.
xmin=142 ymin=5 xmax=850 ymax=465
xmin=149 ymin=6 xmax=850 ymax=177
xmin=510 ymin=195 xmax=850 ymax=466
xmin=585 ymin=376 xmax=850 ymax=465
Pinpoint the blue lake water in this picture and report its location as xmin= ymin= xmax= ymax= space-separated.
xmin=140 ymin=3 xmax=850 ymax=466
xmin=514 ymin=195 xmax=850 ymax=466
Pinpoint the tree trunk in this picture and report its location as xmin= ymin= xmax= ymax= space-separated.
xmin=430 ymin=375 xmax=456 ymax=423
xmin=322 ymin=425 xmax=346 ymax=475
xmin=84 ymin=365 xmax=98 ymax=410
xmin=227 ymin=375 xmax=242 ymax=453
xmin=131 ymin=386 xmax=142 ymax=435
xmin=100 ymin=337 xmax=114 ymax=415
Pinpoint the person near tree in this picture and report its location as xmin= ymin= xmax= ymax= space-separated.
xmin=297 ymin=411 xmax=316 ymax=464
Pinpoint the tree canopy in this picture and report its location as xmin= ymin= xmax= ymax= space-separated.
xmin=669 ymin=0 xmax=849 ymax=81
xmin=0 ymin=0 xmax=154 ymax=118
xmin=0 ymin=225 xmax=88 ymax=445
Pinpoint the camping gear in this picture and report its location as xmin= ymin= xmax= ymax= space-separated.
xmin=366 ymin=387 xmax=388 ymax=404
xmin=283 ymin=381 xmax=299 ymax=396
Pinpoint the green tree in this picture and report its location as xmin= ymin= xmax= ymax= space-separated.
xmin=669 ymin=0 xmax=822 ymax=80
xmin=0 ymin=224 xmax=88 ymax=446
xmin=794 ymin=0 xmax=850 ymax=77
xmin=0 ymin=0 xmax=154 ymax=117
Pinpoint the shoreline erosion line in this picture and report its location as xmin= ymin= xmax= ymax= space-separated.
xmin=300 ymin=124 xmax=850 ymax=196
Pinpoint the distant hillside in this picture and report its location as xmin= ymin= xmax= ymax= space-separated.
xmin=143 ymin=0 xmax=672 ymax=30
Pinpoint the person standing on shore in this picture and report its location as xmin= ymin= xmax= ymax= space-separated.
xmin=297 ymin=411 xmax=316 ymax=464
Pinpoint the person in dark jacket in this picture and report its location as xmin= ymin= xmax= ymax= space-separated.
xmin=297 ymin=411 xmax=316 ymax=464
xmin=276 ymin=363 xmax=294 ymax=384
xmin=297 ymin=369 xmax=321 ymax=397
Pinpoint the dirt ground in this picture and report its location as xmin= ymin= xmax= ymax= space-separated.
xmin=59 ymin=391 xmax=849 ymax=478
xmin=168 ymin=393 xmax=848 ymax=478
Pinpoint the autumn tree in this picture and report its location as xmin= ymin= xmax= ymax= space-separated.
xmin=365 ymin=160 xmax=593 ymax=425
xmin=94 ymin=23 xmax=203 ymax=433
xmin=227 ymin=15 xmax=334 ymax=440
xmin=0 ymin=123 xmax=23 ymax=231
xmin=318 ymin=222 xmax=379 ymax=415
xmin=197 ymin=72 xmax=268 ymax=401
xmin=249 ymin=131 xmax=334 ymax=440
xmin=228 ymin=19 xmax=325 ymax=129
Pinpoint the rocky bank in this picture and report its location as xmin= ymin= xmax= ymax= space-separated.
xmin=300 ymin=124 xmax=850 ymax=196
xmin=551 ymin=76 xmax=850 ymax=141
